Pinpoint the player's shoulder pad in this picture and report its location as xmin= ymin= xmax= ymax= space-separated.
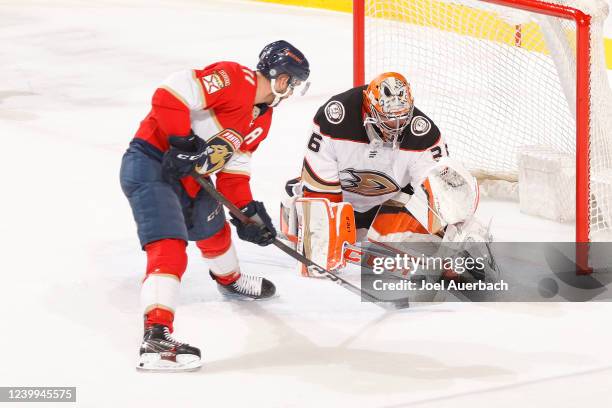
xmin=399 ymin=107 xmax=441 ymax=151
xmin=314 ymin=86 xmax=369 ymax=143
xmin=216 ymin=61 xmax=256 ymax=84
xmin=196 ymin=61 xmax=256 ymax=98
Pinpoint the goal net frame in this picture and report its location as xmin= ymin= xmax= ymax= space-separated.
xmin=353 ymin=0 xmax=597 ymax=247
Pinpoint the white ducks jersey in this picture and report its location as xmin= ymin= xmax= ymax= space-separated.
xmin=301 ymin=86 xmax=449 ymax=213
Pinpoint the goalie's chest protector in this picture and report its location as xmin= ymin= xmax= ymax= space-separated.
xmin=311 ymin=86 xmax=443 ymax=212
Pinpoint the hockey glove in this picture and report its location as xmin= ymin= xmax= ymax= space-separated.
xmin=162 ymin=131 xmax=208 ymax=180
xmin=230 ymin=201 xmax=277 ymax=246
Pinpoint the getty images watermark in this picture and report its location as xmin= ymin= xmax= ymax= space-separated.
xmin=360 ymin=242 xmax=612 ymax=302
xmin=368 ymin=252 xmax=509 ymax=292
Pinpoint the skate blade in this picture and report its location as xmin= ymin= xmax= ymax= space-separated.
xmin=217 ymin=286 xmax=275 ymax=301
xmin=136 ymin=353 xmax=201 ymax=372
xmin=219 ymin=291 xmax=259 ymax=301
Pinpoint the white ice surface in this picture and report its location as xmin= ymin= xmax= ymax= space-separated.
xmin=1 ymin=1 xmax=612 ymax=407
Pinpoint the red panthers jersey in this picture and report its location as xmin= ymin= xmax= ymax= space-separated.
xmin=134 ymin=61 xmax=273 ymax=206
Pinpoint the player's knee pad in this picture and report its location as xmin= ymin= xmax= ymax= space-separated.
xmin=196 ymin=222 xmax=231 ymax=258
xmin=144 ymin=238 xmax=188 ymax=279
xmin=196 ymin=223 xmax=239 ymax=277
xmin=294 ymin=197 xmax=356 ymax=276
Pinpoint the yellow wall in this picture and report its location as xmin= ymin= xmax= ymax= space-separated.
xmin=606 ymin=38 xmax=612 ymax=68
xmin=255 ymin=0 xmax=352 ymax=12
xmin=254 ymin=0 xmax=612 ymax=69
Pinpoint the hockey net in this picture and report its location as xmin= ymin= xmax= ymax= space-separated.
xmin=354 ymin=0 xmax=612 ymax=242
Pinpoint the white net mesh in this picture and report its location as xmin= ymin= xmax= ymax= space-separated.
xmin=363 ymin=0 xmax=612 ymax=240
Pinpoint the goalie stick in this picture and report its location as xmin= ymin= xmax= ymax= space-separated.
xmin=191 ymin=173 xmax=409 ymax=310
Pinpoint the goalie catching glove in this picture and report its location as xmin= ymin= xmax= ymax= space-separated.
xmin=230 ymin=201 xmax=277 ymax=247
xmin=369 ymin=159 xmax=480 ymax=242
xmin=162 ymin=129 xmax=243 ymax=180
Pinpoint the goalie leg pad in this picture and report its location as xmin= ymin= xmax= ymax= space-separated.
xmin=295 ymin=197 xmax=356 ymax=276
xmin=280 ymin=194 xmax=299 ymax=247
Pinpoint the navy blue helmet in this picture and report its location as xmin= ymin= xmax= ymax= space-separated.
xmin=257 ymin=40 xmax=310 ymax=83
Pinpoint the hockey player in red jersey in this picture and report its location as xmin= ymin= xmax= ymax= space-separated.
xmin=120 ymin=40 xmax=310 ymax=371
xmin=280 ymin=72 xmax=489 ymax=276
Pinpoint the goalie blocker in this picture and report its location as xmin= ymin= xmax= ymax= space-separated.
xmin=280 ymin=161 xmax=480 ymax=277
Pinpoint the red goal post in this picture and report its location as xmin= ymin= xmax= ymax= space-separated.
xmin=353 ymin=0 xmax=612 ymax=250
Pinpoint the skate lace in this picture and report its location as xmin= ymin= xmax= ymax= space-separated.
xmin=233 ymin=274 xmax=262 ymax=297
xmin=162 ymin=326 xmax=183 ymax=346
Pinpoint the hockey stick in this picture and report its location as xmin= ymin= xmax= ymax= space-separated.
xmin=191 ymin=173 xmax=407 ymax=310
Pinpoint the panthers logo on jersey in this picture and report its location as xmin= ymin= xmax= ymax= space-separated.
xmin=195 ymin=129 xmax=243 ymax=175
xmin=340 ymin=169 xmax=400 ymax=196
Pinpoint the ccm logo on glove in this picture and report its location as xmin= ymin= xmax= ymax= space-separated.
xmin=177 ymin=151 xmax=208 ymax=161
xmin=162 ymin=129 xmax=243 ymax=180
